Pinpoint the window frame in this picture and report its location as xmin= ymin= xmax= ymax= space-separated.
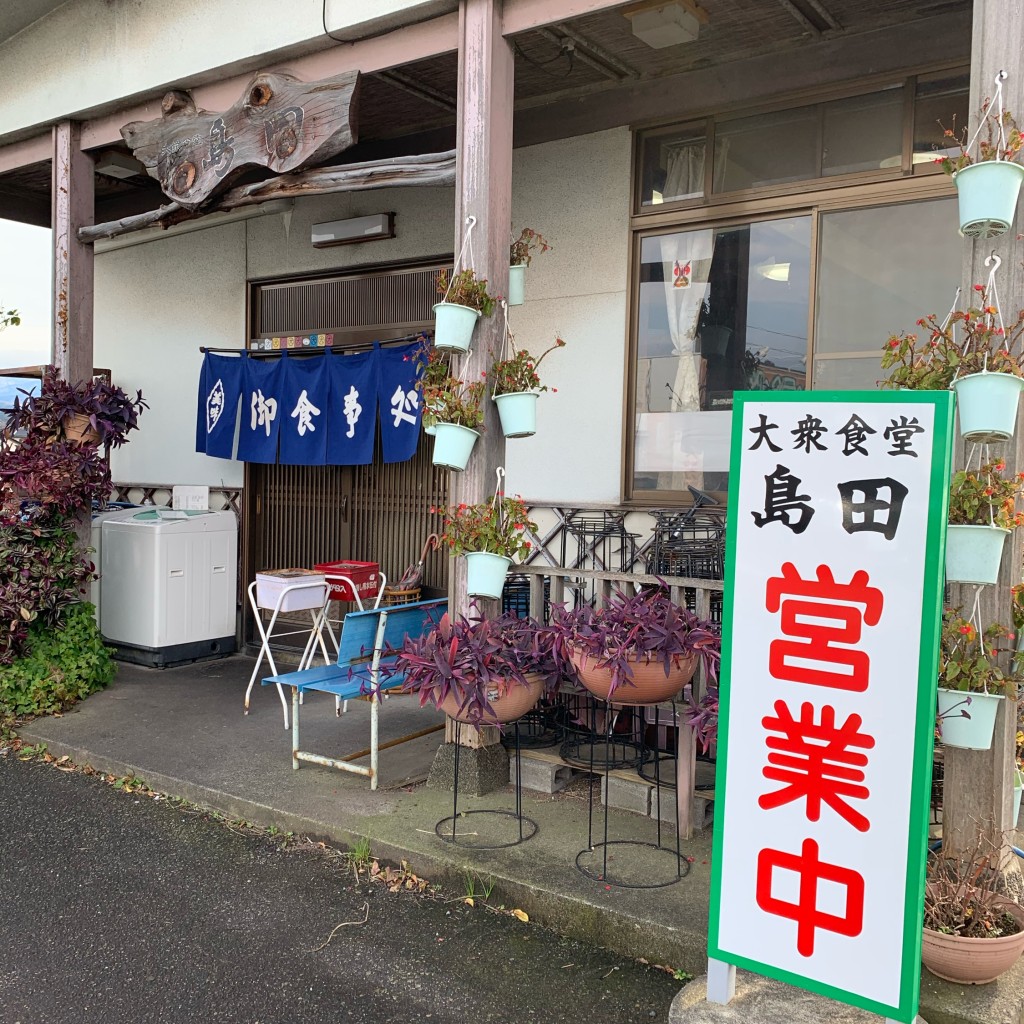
xmin=623 ymin=133 xmax=961 ymax=506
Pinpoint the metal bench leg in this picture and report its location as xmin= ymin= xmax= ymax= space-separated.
xmin=370 ymin=693 xmax=379 ymax=791
xmin=292 ymin=687 xmax=301 ymax=770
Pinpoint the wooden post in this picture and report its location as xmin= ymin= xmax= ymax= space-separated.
xmin=51 ymin=121 xmax=95 ymax=384
xmin=942 ymin=2 xmax=1023 ymax=870
xmin=445 ymin=0 xmax=514 ymax=752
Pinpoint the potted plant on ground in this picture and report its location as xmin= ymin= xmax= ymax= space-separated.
xmin=937 ymin=93 xmax=1024 ymax=238
xmin=946 ymin=458 xmax=1024 ymax=585
xmin=433 ymin=489 xmax=537 ymax=599
xmin=507 ymin=228 xmax=551 ymax=306
xmin=937 ymin=607 xmax=1016 ymax=751
xmin=922 ymin=834 xmax=1024 ymax=984
xmin=433 ymin=268 xmax=496 ymax=353
xmin=5 ymin=365 xmax=147 ymax=448
xmin=424 ymin=370 xmax=486 ymax=472
xmin=377 ymin=610 xmax=566 ymax=726
xmin=552 ymin=585 xmax=720 ymax=705
xmin=881 ymin=287 xmax=1024 ymax=442
xmin=489 ymin=334 xmax=566 ymax=439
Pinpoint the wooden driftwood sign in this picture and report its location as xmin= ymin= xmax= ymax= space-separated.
xmin=121 ymin=70 xmax=360 ymax=210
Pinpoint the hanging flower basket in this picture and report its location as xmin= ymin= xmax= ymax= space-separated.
xmin=954 ymin=161 xmax=1024 ymax=239
xmin=953 ymin=370 xmax=1024 ymax=442
xmin=937 ymin=688 xmax=1003 ymax=750
xmin=494 ymin=391 xmax=539 ymax=438
xmin=465 ymin=550 xmax=513 ymax=599
xmin=945 ymin=524 xmax=1009 ymax=585
xmin=432 ymin=422 xmax=479 ymax=471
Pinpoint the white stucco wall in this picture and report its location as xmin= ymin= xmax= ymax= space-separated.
xmin=506 ymin=128 xmax=630 ymax=504
xmin=93 ymin=127 xmax=631 ymax=503
xmin=95 ymin=221 xmax=248 ymax=489
xmin=0 ymin=0 xmax=454 ymax=140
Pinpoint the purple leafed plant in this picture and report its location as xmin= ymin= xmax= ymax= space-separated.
xmin=374 ymin=610 xmax=568 ymax=727
xmin=681 ymin=684 xmax=719 ymax=754
xmin=551 ymin=585 xmax=720 ymax=702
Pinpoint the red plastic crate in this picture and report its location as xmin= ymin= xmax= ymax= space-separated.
xmin=314 ymin=560 xmax=380 ymax=603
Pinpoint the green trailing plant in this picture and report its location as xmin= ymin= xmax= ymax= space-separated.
xmin=489 ymin=336 xmax=566 ymax=397
xmin=880 ymin=285 xmax=1024 ymax=390
xmin=935 ymin=102 xmax=1024 ymax=175
xmin=436 ymin=268 xmax=496 ymax=317
xmin=433 ymin=493 xmax=536 ymax=560
xmin=938 ymin=606 xmax=1016 ymax=697
xmin=422 ymin=373 xmax=486 ymax=431
xmin=509 ymin=228 xmax=551 ymax=267
xmin=0 ymin=602 xmax=115 ymax=717
xmin=0 ymin=305 xmax=20 ymax=331
xmin=947 ymin=458 xmax=1024 ymax=529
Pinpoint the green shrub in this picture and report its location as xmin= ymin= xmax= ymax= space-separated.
xmin=0 ymin=602 xmax=116 ymax=717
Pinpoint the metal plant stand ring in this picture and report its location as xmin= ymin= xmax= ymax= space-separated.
xmin=576 ymin=698 xmax=691 ymax=889
xmin=435 ymin=718 xmax=539 ymax=850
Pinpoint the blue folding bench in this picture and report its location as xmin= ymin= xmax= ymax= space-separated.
xmin=262 ymin=598 xmax=447 ymax=790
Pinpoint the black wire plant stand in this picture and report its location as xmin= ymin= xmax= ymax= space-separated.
xmin=435 ymin=718 xmax=538 ymax=850
xmin=575 ymin=697 xmax=691 ymax=889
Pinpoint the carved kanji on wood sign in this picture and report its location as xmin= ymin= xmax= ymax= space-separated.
xmin=121 ymin=70 xmax=360 ymax=210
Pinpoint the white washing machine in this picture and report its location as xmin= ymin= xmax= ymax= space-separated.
xmin=100 ymin=508 xmax=238 ymax=667
xmin=89 ymin=507 xmax=138 ymax=622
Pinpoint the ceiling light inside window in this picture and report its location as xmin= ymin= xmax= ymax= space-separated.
xmin=756 ymin=259 xmax=791 ymax=283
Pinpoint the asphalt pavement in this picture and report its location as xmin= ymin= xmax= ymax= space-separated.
xmin=0 ymin=754 xmax=682 ymax=1024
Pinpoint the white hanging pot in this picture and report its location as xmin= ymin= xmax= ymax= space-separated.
xmin=952 ymin=370 xmax=1024 ymax=443
xmin=937 ymin=688 xmax=1003 ymax=750
xmin=433 ymin=302 xmax=481 ymax=352
xmin=945 ymin=523 xmax=1009 ymax=585
xmin=953 ymin=160 xmax=1024 ymax=239
xmin=507 ymin=264 xmax=526 ymax=306
xmin=494 ymin=391 xmax=539 ymax=438
xmin=431 ymin=422 xmax=479 ymax=471
xmin=464 ymin=551 xmax=513 ymax=599
xmin=1014 ymin=767 xmax=1024 ymax=828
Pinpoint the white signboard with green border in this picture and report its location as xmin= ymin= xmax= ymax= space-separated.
xmin=708 ymin=391 xmax=953 ymax=1024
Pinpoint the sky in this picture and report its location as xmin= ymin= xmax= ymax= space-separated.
xmin=0 ymin=218 xmax=52 ymax=369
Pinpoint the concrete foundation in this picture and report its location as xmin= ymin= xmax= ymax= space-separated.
xmin=427 ymin=741 xmax=510 ymax=796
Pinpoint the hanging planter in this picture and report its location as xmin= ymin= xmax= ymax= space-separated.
xmin=432 ymin=301 xmax=481 ymax=352
xmin=945 ymin=524 xmax=1009 ymax=585
xmin=433 ymin=219 xmax=496 ymax=352
xmin=937 ymin=688 xmax=1003 ymax=750
xmin=507 ymin=228 xmax=550 ymax=308
xmin=489 ymin=318 xmax=566 ymax=441
xmin=494 ymin=391 xmax=539 ymax=438
xmin=465 ymin=550 xmax=513 ymax=599
xmin=954 ymin=160 xmax=1024 ymax=239
xmin=937 ymin=72 xmax=1024 ymax=240
xmin=507 ymin=264 xmax=526 ymax=306
xmin=953 ymin=370 xmax=1024 ymax=442
xmin=432 ymin=422 xmax=480 ymax=471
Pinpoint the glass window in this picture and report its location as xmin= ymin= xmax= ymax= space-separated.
xmin=638 ymin=128 xmax=707 ymax=207
xmin=714 ymin=107 xmax=820 ymax=192
xmin=913 ymin=70 xmax=970 ymax=171
xmin=813 ymin=198 xmax=960 ymax=389
xmin=822 ymin=89 xmax=903 ymax=175
xmin=632 ymin=216 xmax=811 ymax=497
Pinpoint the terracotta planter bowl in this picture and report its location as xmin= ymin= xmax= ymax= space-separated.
xmin=568 ymin=646 xmax=698 ymax=705
xmin=438 ymin=672 xmax=544 ymax=725
xmin=63 ymin=413 xmax=100 ymax=445
xmin=922 ymin=902 xmax=1024 ymax=984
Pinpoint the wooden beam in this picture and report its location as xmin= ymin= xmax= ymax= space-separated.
xmin=554 ymin=23 xmax=641 ymax=79
xmin=377 ymin=70 xmax=458 ymax=113
xmin=942 ymin=4 xmax=1024 ymax=873
xmin=77 ymin=150 xmax=456 ymax=243
xmin=502 ymin=0 xmax=633 ymax=36
xmin=78 ymin=14 xmax=460 ymax=155
xmin=51 ymin=121 xmax=94 ymax=384
xmin=121 ymin=71 xmax=360 ymax=210
xmin=0 ymin=134 xmax=51 ymax=176
xmin=447 ymin=0 xmax=514 ymax=754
